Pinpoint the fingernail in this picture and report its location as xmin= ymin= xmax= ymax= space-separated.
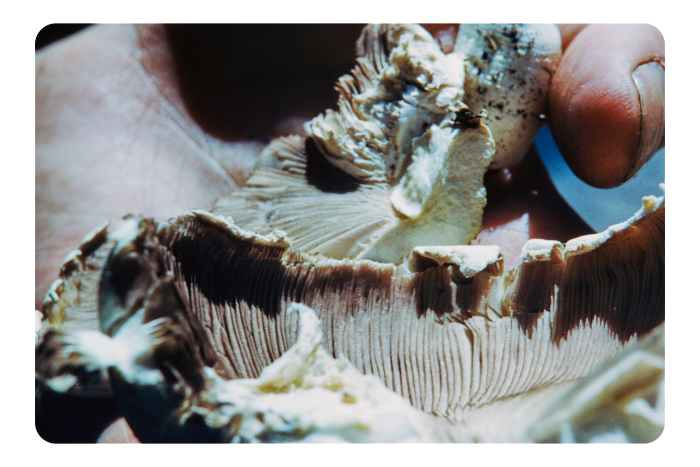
xmin=627 ymin=61 xmax=665 ymax=181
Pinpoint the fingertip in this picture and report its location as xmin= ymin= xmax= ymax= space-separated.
xmin=631 ymin=59 xmax=665 ymax=180
xmin=549 ymin=24 xmax=664 ymax=188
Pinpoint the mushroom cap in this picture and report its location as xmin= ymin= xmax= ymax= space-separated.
xmin=38 ymin=189 xmax=665 ymax=442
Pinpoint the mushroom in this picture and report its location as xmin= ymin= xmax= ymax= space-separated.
xmin=212 ymin=24 xmax=560 ymax=264
xmin=35 ymin=24 xmax=664 ymax=443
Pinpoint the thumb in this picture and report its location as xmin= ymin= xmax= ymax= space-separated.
xmin=549 ymin=24 xmax=665 ymax=188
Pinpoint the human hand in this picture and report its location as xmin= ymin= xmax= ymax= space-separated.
xmin=35 ymin=24 xmax=364 ymax=312
xmin=35 ymin=24 xmax=663 ymax=443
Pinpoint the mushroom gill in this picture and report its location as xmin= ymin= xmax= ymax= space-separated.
xmin=35 ymin=24 xmax=664 ymax=443
xmin=36 ymin=193 xmax=664 ymax=441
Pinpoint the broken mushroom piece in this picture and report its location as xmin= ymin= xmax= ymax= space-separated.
xmin=213 ymin=23 xmax=560 ymax=265
xmin=454 ymin=24 xmax=562 ymax=168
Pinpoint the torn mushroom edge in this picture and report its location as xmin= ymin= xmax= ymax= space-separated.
xmin=520 ymin=190 xmax=665 ymax=264
xmin=39 ymin=220 xmax=111 ymax=340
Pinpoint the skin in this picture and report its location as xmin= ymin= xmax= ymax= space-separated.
xmin=35 ymin=24 xmax=665 ymax=443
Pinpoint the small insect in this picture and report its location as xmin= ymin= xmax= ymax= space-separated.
xmin=485 ymin=33 xmax=499 ymax=52
xmin=452 ymin=108 xmax=487 ymax=129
